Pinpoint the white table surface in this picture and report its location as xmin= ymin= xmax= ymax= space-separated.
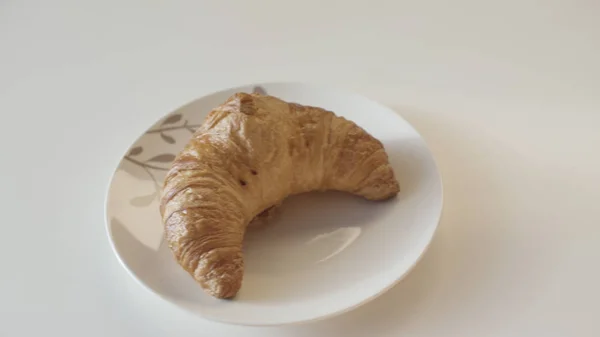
xmin=2 ymin=1 xmax=599 ymax=336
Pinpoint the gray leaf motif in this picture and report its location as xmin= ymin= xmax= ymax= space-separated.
xmin=128 ymin=146 xmax=143 ymax=156
xmin=147 ymin=154 xmax=176 ymax=163
xmin=160 ymin=132 xmax=176 ymax=144
xmin=130 ymin=192 xmax=157 ymax=207
xmin=161 ymin=114 xmax=182 ymax=125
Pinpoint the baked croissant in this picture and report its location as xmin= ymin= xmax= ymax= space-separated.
xmin=160 ymin=93 xmax=400 ymax=299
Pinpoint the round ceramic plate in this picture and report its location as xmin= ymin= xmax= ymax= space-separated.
xmin=105 ymin=82 xmax=443 ymax=326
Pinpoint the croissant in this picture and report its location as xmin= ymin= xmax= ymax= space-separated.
xmin=160 ymin=93 xmax=400 ymax=299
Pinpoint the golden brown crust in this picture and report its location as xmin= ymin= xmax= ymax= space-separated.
xmin=160 ymin=93 xmax=400 ymax=298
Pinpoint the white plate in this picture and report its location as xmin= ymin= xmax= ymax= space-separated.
xmin=105 ymin=82 xmax=443 ymax=326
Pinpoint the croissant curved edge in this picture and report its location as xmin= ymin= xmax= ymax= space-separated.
xmin=160 ymin=92 xmax=400 ymax=299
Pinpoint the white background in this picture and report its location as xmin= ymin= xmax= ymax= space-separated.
xmin=1 ymin=1 xmax=599 ymax=336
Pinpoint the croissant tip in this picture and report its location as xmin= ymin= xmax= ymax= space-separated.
xmin=194 ymin=247 xmax=244 ymax=299
xmin=206 ymin=284 xmax=237 ymax=299
xmin=372 ymin=186 xmax=400 ymax=201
